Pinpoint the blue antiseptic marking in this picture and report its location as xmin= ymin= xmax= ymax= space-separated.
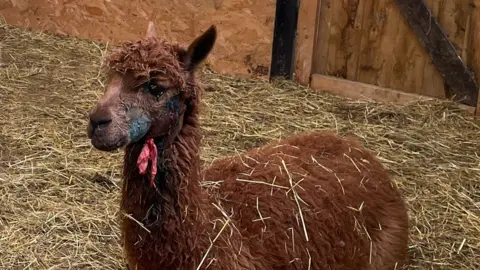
xmin=128 ymin=115 xmax=151 ymax=142
xmin=165 ymin=95 xmax=181 ymax=117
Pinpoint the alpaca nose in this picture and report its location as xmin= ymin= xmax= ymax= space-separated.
xmin=91 ymin=117 xmax=112 ymax=129
xmin=89 ymin=110 xmax=112 ymax=130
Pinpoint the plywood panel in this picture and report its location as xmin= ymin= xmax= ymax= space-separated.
xmin=312 ymin=0 xmax=475 ymax=100
xmin=0 ymin=0 xmax=277 ymax=77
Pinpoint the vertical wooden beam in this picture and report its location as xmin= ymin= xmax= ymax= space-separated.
xmin=469 ymin=0 xmax=480 ymax=118
xmin=294 ymin=0 xmax=320 ymax=85
xmin=269 ymin=0 xmax=300 ymax=80
xmin=394 ymin=0 xmax=479 ymax=107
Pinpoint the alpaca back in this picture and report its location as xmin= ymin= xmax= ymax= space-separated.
xmin=202 ymin=131 xmax=409 ymax=269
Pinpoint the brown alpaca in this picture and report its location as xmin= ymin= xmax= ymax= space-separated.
xmin=87 ymin=22 xmax=409 ymax=270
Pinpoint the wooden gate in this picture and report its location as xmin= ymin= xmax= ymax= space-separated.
xmin=273 ymin=0 xmax=480 ymax=115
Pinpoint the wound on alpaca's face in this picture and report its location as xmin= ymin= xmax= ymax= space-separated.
xmin=127 ymin=109 xmax=151 ymax=143
xmin=166 ymin=95 xmax=181 ymax=117
xmin=87 ymin=24 xmax=217 ymax=152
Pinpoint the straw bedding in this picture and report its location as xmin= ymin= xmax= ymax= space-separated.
xmin=0 ymin=20 xmax=479 ymax=270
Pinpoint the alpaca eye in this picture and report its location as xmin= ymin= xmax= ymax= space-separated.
xmin=143 ymin=80 xmax=166 ymax=96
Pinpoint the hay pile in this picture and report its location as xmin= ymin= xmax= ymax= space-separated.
xmin=0 ymin=20 xmax=478 ymax=270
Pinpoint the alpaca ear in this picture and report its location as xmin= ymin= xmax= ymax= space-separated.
xmin=145 ymin=21 xmax=157 ymax=38
xmin=183 ymin=25 xmax=217 ymax=71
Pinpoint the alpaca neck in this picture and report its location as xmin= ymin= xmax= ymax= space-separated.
xmin=121 ymin=111 xmax=210 ymax=253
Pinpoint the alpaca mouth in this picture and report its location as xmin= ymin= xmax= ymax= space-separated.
xmin=90 ymin=136 xmax=128 ymax=152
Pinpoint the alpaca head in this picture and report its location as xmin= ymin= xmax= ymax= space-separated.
xmin=87 ymin=22 xmax=216 ymax=152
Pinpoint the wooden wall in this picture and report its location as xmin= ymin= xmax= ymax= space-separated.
xmin=310 ymin=0 xmax=474 ymax=100
xmin=470 ymin=0 xmax=480 ymax=113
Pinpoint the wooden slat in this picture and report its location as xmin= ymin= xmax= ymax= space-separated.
xmin=269 ymin=0 xmax=300 ymax=80
xmin=346 ymin=0 xmax=368 ymax=81
xmin=434 ymin=0 xmax=470 ymax=60
xmin=374 ymin=0 xmax=397 ymax=88
xmin=310 ymin=73 xmax=476 ymax=115
xmin=325 ymin=0 xmax=338 ymax=76
xmin=394 ymin=0 xmax=479 ymax=107
xmin=421 ymin=0 xmax=445 ymax=99
xmin=311 ymin=0 xmax=332 ymax=75
xmin=468 ymin=0 xmax=480 ymax=118
xmin=293 ymin=0 xmax=319 ymax=85
xmin=356 ymin=0 xmax=381 ymax=85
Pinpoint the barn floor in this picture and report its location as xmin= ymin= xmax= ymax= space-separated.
xmin=0 ymin=21 xmax=479 ymax=270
